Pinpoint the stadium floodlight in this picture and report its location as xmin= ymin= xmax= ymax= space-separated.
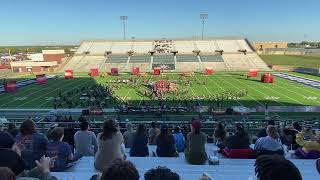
xmin=120 ymin=16 xmax=128 ymax=40
xmin=200 ymin=14 xmax=208 ymax=40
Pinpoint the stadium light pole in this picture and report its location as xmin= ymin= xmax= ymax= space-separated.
xmin=200 ymin=14 xmax=208 ymax=40
xmin=120 ymin=16 xmax=128 ymax=40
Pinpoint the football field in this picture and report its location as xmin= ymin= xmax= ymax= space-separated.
xmin=0 ymin=72 xmax=320 ymax=109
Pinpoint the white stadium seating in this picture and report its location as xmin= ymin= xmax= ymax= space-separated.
xmin=52 ymin=144 xmax=319 ymax=180
xmin=173 ymin=41 xmax=196 ymax=53
xmin=62 ymin=39 xmax=271 ymax=72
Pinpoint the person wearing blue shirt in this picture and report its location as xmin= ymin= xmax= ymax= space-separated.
xmin=15 ymin=120 xmax=48 ymax=169
xmin=46 ymin=127 xmax=81 ymax=172
xmin=173 ymin=126 xmax=185 ymax=152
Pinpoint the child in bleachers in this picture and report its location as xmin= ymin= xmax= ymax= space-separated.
xmin=173 ymin=126 xmax=185 ymax=152
xmin=46 ymin=127 xmax=82 ymax=172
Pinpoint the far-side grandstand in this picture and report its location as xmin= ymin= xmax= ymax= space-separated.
xmin=62 ymin=38 xmax=270 ymax=72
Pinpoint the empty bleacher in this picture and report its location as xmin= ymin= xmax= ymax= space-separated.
xmin=216 ymin=40 xmax=240 ymax=52
xmin=65 ymin=38 xmax=271 ymax=72
xmin=51 ymin=144 xmax=319 ymax=180
xmin=106 ymin=55 xmax=128 ymax=63
xmin=133 ymin=41 xmax=154 ymax=54
xmin=176 ymin=54 xmax=198 ymax=62
xmin=200 ymin=54 xmax=224 ymax=62
xmin=62 ymin=56 xmax=105 ymax=72
xmin=88 ymin=42 xmax=112 ymax=55
xmin=111 ymin=42 xmax=133 ymax=54
xmin=130 ymin=55 xmax=151 ymax=63
xmin=153 ymin=55 xmax=174 ymax=63
xmin=173 ymin=41 xmax=196 ymax=54
xmin=195 ymin=40 xmax=218 ymax=52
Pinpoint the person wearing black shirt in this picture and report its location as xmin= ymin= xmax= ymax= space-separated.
xmin=0 ymin=130 xmax=27 ymax=175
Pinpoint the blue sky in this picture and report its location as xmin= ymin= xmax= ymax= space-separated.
xmin=0 ymin=0 xmax=319 ymax=45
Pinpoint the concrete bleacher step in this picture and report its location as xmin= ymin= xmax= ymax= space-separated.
xmin=52 ymin=144 xmax=319 ymax=180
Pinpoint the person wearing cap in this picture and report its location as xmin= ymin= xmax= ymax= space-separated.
xmin=123 ymin=122 xmax=135 ymax=148
xmin=185 ymin=120 xmax=207 ymax=165
xmin=156 ymin=124 xmax=177 ymax=157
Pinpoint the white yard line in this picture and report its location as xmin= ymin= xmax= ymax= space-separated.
xmin=213 ymin=75 xmax=264 ymax=106
xmin=204 ymin=75 xmax=243 ymax=106
xmin=17 ymin=79 xmax=86 ymax=108
xmin=225 ymin=75 xmax=285 ymax=106
xmin=36 ymin=79 xmax=95 ymax=108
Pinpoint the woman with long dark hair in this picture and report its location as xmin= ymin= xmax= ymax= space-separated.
xmin=156 ymin=124 xmax=177 ymax=157
xmin=130 ymin=124 xmax=149 ymax=157
xmin=94 ymin=119 xmax=124 ymax=171
xmin=15 ymin=119 xmax=48 ymax=169
xmin=225 ymin=123 xmax=250 ymax=149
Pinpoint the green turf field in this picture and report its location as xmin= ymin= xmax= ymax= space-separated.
xmin=0 ymin=72 xmax=320 ymax=109
xmin=260 ymin=55 xmax=320 ymax=68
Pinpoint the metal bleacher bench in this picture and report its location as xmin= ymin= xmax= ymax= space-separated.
xmin=52 ymin=144 xmax=319 ymax=180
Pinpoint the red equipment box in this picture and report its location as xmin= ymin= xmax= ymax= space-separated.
xmin=153 ymin=67 xmax=161 ymax=75
xmin=65 ymin=70 xmax=74 ymax=79
xmin=204 ymin=67 xmax=214 ymax=75
xmin=111 ymin=68 xmax=119 ymax=76
xmin=261 ymin=73 xmax=274 ymax=83
xmin=248 ymin=69 xmax=259 ymax=77
xmin=36 ymin=74 xmax=47 ymax=84
xmin=132 ymin=67 xmax=140 ymax=75
xmin=4 ymin=81 xmax=17 ymax=93
xmin=90 ymin=68 xmax=99 ymax=77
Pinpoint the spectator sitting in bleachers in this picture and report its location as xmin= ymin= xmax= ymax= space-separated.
xmin=63 ymin=123 xmax=77 ymax=151
xmin=0 ymin=130 xmax=26 ymax=175
xmin=255 ymin=125 xmax=284 ymax=156
xmin=123 ymin=122 xmax=135 ymax=148
xmin=144 ymin=166 xmax=180 ymax=180
xmin=130 ymin=124 xmax=149 ymax=157
xmin=74 ymin=121 xmax=98 ymax=156
xmin=213 ymin=122 xmax=227 ymax=149
xmin=7 ymin=123 xmax=19 ymax=138
xmin=95 ymin=119 xmax=124 ymax=171
xmin=0 ymin=156 xmax=57 ymax=180
xmin=173 ymin=126 xmax=185 ymax=153
xmin=15 ymin=120 xmax=48 ymax=169
xmin=93 ymin=160 xmax=139 ymax=180
xmin=255 ymin=155 xmax=302 ymax=180
xmin=185 ymin=120 xmax=207 ymax=165
xmin=256 ymin=120 xmax=275 ymax=138
xmin=156 ymin=124 xmax=177 ymax=157
xmin=223 ymin=123 xmax=254 ymax=158
xmin=46 ymin=127 xmax=82 ymax=172
xmin=148 ymin=122 xmax=160 ymax=145
xmin=294 ymin=128 xmax=320 ymax=159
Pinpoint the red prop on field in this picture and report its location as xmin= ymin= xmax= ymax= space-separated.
xmin=90 ymin=68 xmax=99 ymax=77
xmin=261 ymin=73 xmax=274 ymax=83
xmin=111 ymin=68 xmax=119 ymax=76
xmin=153 ymin=67 xmax=161 ymax=75
xmin=4 ymin=81 xmax=17 ymax=93
xmin=248 ymin=69 xmax=259 ymax=77
xmin=65 ymin=70 xmax=74 ymax=79
xmin=132 ymin=67 xmax=140 ymax=75
xmin=36 ymin=74 xmax=47 ymax=84
xmin=204 ymin=67 xmax=214 ymax=75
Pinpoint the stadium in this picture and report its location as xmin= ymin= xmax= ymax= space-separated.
xmin=0 ymin=1 xmax=320 ymax=180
